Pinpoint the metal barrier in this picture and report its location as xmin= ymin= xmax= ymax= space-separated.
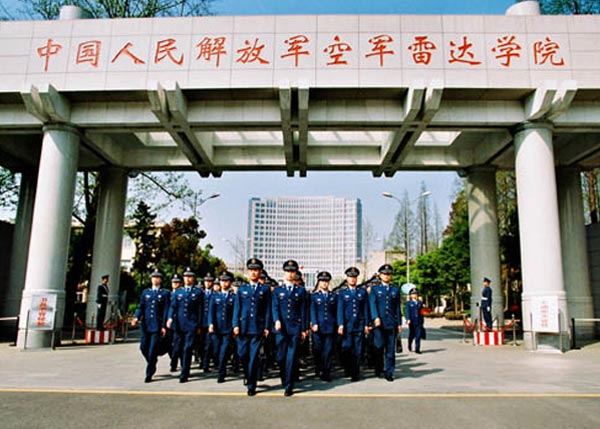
xmin=0 ymin=316 xmax=19 ymax=346
xmin=571 ymin=318 xmax=600 ymax=350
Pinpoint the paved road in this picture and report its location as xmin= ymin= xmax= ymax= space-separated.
xmin=1 ymin=322 xmax=599 ymax=428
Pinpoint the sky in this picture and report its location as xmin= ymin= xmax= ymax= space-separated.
xmin=0 ymin=0 xmax=518 ymax=264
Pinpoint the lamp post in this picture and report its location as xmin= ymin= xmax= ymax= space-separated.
xmin=382 ymin=191 xmax=431 ymax=286
xmin=191 ymin=192 xmax=220 ymax=219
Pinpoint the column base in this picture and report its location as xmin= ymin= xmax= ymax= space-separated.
xmin=523 ymin=331 xmax=569 ymax=353
xmin=16 ymin=328 xmax=60 ymax=349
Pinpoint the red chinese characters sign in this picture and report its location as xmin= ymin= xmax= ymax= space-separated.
xmin=33 ymin=33 xmax=567 ymax=72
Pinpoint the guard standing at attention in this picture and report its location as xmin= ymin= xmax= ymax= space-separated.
xmin=272 ymin=259 xmax=308 ymax=397
xmin=131 ymin=269 xmax=170 ymax=383
xmin=208 ymin=271 xmax=236 ymax=383
xmin=406 ymin=287 xmax=424 ymax=354
xmin=167 ymin=267 xmax=203 ymax=383
xmin=337 ymin=266 xmax=369 ymax=382
xmin=96 ymin=274 xmax=110 ymax=331
xmin=310 ymin=271 xmax=337 ymax=382
xmin=481 ymin=277 xmax=493 ymax=329
xmin=369 ymin=264 xmax=403 ymax=382
xmin=233 ymin=258 xmax=271 ymax=396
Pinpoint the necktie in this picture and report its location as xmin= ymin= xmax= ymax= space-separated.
xmin=186 ymin=286 xmax=190 ymax=292
xmin=323 ymin=292 xmax=328 ymax=299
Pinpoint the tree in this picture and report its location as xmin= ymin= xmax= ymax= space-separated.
xmin=538 ymin=0 xmax=600 ymax=14
xmin=129 ymin=201 xmax=158 ymax=294
xmin=0 ymin=168 xmax=19 ymax=214
xmin=416 ymin=181 xmax=432 ymax=255
xmin=386 ymin=190 xmax=415 ymax=256
xmin=13 ymin=0 xmax=214 ymax=20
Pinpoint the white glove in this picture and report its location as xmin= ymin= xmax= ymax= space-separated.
xmin=97 ymin=304 xmax=101 ymax=309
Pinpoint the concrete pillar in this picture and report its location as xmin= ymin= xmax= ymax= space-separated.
xmin=557 ymin=168 xmax=594 ymax=339
xmin=467 ymin=169 xmax=503 ymax=326
xmin=1 ymin=169 xmax=37 ymax=320
xmin=17 ymin=125 xmax=80 ymax=349
xmin=86 ymin=167 xmax=128 ymax=328
xmin=514 ymin=122 xmax=569 ymax=351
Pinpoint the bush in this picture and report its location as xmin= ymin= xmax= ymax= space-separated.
xmin=127 ymin=303 xmax=138 ymax=315
xmin=444 ymin=312 xmax=464 ymax=320
xmin=424 ymin=312 xmax=444 ymax=318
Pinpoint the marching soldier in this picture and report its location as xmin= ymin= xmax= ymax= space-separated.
xmin=272 ymin=260 xmax=308 ymax=396
xmin=169 ymin=273 xmax=184 ymax=372
xmin=310 ymin=271 xmax=337 ymax=382
xmin=131 ymin=269 xmax=170 ymax=383
xmin=208 ymin=271 xmax=236 ymax=383
xmin=96 ymin=274 xmax=110 ymax=331
xmin=369 ymin=264 xmax=403 ymax=382
xmin=233 ymin=258 xmax=271 ymax=396
xmin=167 ymin=267 xmax=203 ymax=383
xmin=481 ymin=277 xmax=493 ymax=329
xmin=406 ymin=288 xmax=424 ymax=354
xmin=337 ymin=266 xmax=369 ymax=382
xmin=200 ymin=272 xmax=216 ymax=371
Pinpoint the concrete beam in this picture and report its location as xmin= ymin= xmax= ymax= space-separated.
xmin=374 ymin=83 xmax=425 ymax=177
xmin=81 ymin=132 xmax=123 ymax=165
xmin=471 ymin=131 xmax=514 ymax=165
xmin=298 ymin=82 xmax=309 ymax=177
xmin=555 ymin=133 xmax=600 ymax=166
xmin=524 ymin=81 xmax=557 ymax=121
xmin=278 ymin=82 xmax=294 ymax=177
xmin=547 ymin=80 xmax=577 ymax=121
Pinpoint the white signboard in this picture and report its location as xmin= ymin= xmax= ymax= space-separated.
xmin=531 ymin=295 xmax=559 ymax=333
xmin=28 ymin=293 xmax=58 ymax=331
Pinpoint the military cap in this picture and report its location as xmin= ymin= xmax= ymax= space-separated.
xmin=317 ymin=271 xmax=332 ymax=281
xmin=150 ymin=269 xmax=163 ymax=278
xmin=378 ymin=264 xmax=393 ymax=274
xmin=409 ymin=287 xmax=418 ymax=295
xmin=171 ymin=273 xmax=183 ymax=283
xmin=247 ymin=258 xmax=264 ymax=270
xmin=483 ymin=277 xmax=492 ymax=284
xmin=259 ymin=272 xmax=268 ymax=280
xmin=101 ymin=274 xmax=109 ymax=280
xmin=295 ymin=270 xmax=303 ymax=281
xmin=219 ymin=271 xmax=234 ymax=282
xmin=183 ymin=266 xmax=196 ymax=277
xmin=283 ymin=259 xmax=299 ymax=272
xmin=203 ymin=273 xmax=215 ymax=281
xmin=345 ymin=266 xmax=360 ymax=277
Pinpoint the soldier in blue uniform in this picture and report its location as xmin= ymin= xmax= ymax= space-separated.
xmin=199 ymin=272 xmax=216 ymax=371
xmin=337 ymin=266 xmax=369 ymax=382
xmin=131 ymin=269 xmax=170 ymax=383
xmin=208 ymin=271 xmax=236 ymax=383
xmin=406 ymin=288 xmax=424 ymax=354
xmin=481 ymin=277 xmax=493 ymax=329
xmin=233 ymin=258 xmax=271 ymax=396
xmin=310 ymin=271 xmax=337 ymax=382
xmin=369 ymin=264 xmax=403 ymax=382
xmin=168 ymin=273 xmax=183 ymax=372
xmin=167 ymin=267 xmax=204 ymax=383
xmin=96 ymin=274 xmax=110 ymax=331
xmin=272 ymin=259 xmax=308 ymax=396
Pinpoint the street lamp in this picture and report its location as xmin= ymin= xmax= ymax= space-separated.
xmin=191 ymin=192 xmax=220 ymax=218
xmin=382 ymin=190 xmax=431 ymax=287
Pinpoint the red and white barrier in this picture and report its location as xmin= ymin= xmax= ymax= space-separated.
xmin=85 ymin=329 xmax=115 ymax=344
xmin=473 ymin=330 xmax=504 ymax=346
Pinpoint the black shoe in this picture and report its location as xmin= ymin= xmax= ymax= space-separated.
xmin=351 ymin=375 xmax=359 ymax=382
xmin=170 ymin=367 xmax=177 ymax=373
xmin=386 ymin=375 xmax=394 ymax=382
xmin=284 ymin=388 xmax=293 ymax=397
xmin=217 ymin=377 xmax=225 ymax=383
xmin=408 ymin=345 xmax=412 ymax=352
xmin=179 ymin=377 xmax=188 ymax=383
xmin=247 ymin=389 xmax=256 ymax=396
xmin=415 ymin=350 xmax=422 ymax=354
xmin=144 ymin=376 xmax=152 ymax=383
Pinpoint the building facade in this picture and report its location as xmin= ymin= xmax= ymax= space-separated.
xmin=247 ymin=196 xmax=362 ymax=286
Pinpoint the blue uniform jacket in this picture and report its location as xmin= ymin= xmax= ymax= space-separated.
xmin=272 ymin=285 xmax=308 ymax=335
xmin=168 ymin=286 xmax=204 ymax=332
xmin=134 ymin=288 xmax=170 ymax=333
xmin=310 ymin=290 xmax=338 ymax=335
xmin=405 ymin=299 xmax=424 ymax=325
xmin=337 ymin=287 xmax=369 ymax=334
xmin=202 ymin=288 xmax=214 ymax=328
xmin=208 ymin=291 xmax=236 ymax=335
xmin=233 ymin=283 xmax=272 ymax=335
xmin=481 ymin=287 xmax=492 ymax=309
xmin=369 ymin=284 xmax=402 ymax=329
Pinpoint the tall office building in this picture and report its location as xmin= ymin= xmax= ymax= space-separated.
xmin=247 ymin=196 xmax=362 ymax=286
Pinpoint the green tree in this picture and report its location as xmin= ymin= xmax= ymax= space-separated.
xmin=0 ymin=169 xmax=19 ymax=213
xmin=129 ymin=200 xmax=158 ymax=294
xmin=538 ymin=0 xmax=600 ymax=14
